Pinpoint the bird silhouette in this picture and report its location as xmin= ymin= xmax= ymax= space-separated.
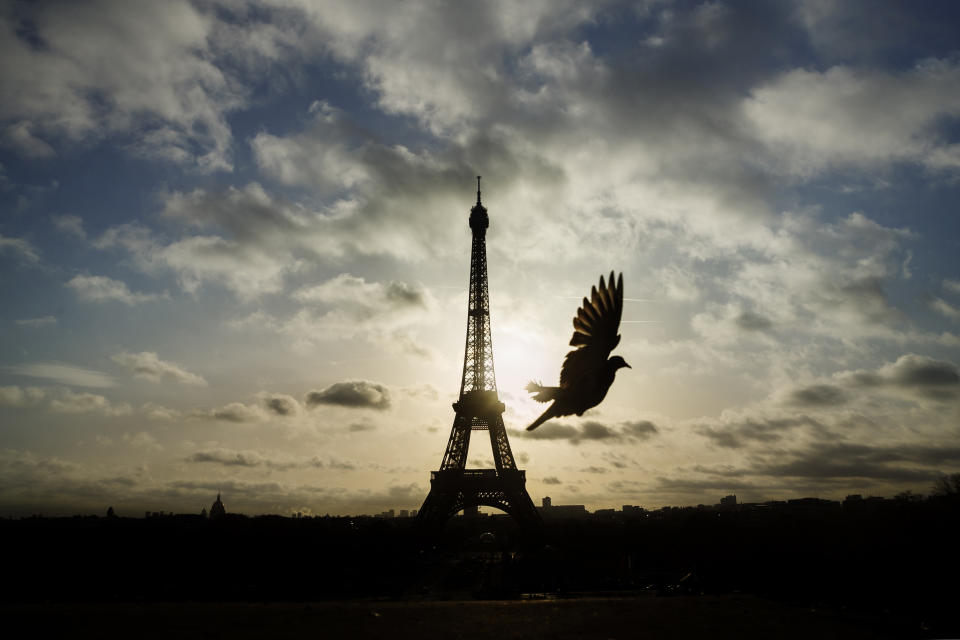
xmin=526 ymin=272 xmax=630 ymax=431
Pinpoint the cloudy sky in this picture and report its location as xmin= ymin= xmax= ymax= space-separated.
xmin=2 ymin=0 xmax=960 ymax=517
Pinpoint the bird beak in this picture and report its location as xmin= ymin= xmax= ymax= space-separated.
xmin=623 ymin=361 xmax=632 ymax=369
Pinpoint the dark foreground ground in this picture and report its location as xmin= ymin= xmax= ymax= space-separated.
xmin=4 ymin=500 xmax=958 ymax=638
xmin=1 ymin=595 xmax=914 ymax=640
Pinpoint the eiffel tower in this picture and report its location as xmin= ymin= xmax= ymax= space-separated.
xmin=417 ymin=178 xmax=541 ymax=531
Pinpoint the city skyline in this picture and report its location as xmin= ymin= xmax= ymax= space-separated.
xmin=2 ymin=1 xmax=960 ymax=517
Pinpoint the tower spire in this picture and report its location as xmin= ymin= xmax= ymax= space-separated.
xmin=476 ymin=175 xmax=482 ymax=205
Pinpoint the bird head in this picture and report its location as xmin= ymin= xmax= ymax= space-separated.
xmin=608 ymin=355 xmax=631 ymax=371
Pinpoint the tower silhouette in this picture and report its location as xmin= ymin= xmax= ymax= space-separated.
xmin=417 ymin=178 xmax=541 ymax=532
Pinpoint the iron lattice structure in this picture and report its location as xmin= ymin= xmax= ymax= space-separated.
xmin=418 ymin=178 xmax=541 ymax=532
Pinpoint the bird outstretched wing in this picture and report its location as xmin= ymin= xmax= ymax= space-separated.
xmin=559 ymin=272 xmax=623 ymax=390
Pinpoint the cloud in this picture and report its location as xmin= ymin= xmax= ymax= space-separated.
xmin=883 ymin=354 xmax=959 ymax=387
xmin=189 ymin=402 xmax=263 ymax=423
xmin=66 ymin=275 xmax=162 ymax=305
xmin=141 ymin=403 xmax=181 ymax=421
xmin=185 ymin=449 xmax=342 ymax=472
xmin=0 ymin=386 xmax=46 ymax=407
xmin=305 ymin=380 xmax=391 ymax=410
xmin=789 ymin=384 xmax=847 ymax=407
xmin=111 ymin=351 xmax=206 ymax=386
xmin=696 ymin=415 xmax=825 ymax=449
xmin=258 ymin=392 xmax=302 ymax=417
xmin=931 ymin=297 xmax=960 ymax=321
xmin=187 ymin=450 xmax=265 ymax=468
xmin=49 ymin=390 xmax=132 ymax=416
xmin=15 ymin=315 xmax=57 ymax=328
xmin=52 ymin=214 xmax=85 ymax=239
xmin=511 ymin=419 xmax=659 ymax=445
xmin=0 ymin=234 xmax=39 ymax=264
xmin=2 ymin=362 xmax=114 ymax=388
xmin=837 ymin=354 xmax=960 ymax=399
xmin=542 ymin=476 xmax=562 ymax=485
xmin=348 ymin=422 xmax=376 ymax=432
xmin=735 ymin=311 xmax=773 ymax=332
xmin=95 ymin=216 xmax=292 ymax=301
xmin=581 ymin=466 xmax=609 ymax=474
xmin=122 ymin=431 xmax=162 ymax=451
xmin=2 ymin=121 xmax=56 ymax=157
xmin=743 ymin=60 xmax=960 ymax=176
xmin=0 ymin=1 xmax=251 ymax=170
xmin=623 ymin=420 xmax=660 ymax=439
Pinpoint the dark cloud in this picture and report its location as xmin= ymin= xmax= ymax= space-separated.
xmin=581 ymin=466 xmax=609 ymax=474
xmin=184 ymin=450 xmax=340 ymax=472
xmin=696 ymin=416 xmax=825 ymax=449
xmin=187 ymin=451 xmax=260 ymax=467
xmin=678 ymin=442 xmax=960 ymax=490
xmin=654 ymin=477 xmax=759 ymax=493
xmin=260 ymin=393 xmax=300 ymax=416
xmin=623 ymin=420 xmax=659 ymax=439
xmin=305 ymin=380 xmax=391 ymax=410
xmin=751 ymin=442 xmax=948 ymax=483
xmin=511 ymin=422 xmax=580 ymax=442
xmin=348 ymin=422 xmax=376 ymax=432
xmin=888 ymin=355 xmax=959 ymax=387
xmin=789 ymin=384 xmax=846 ymax=406
xmin=735 ymin=311 xmax=773 ymax=331
xmin=542 ymin=477 xmax=562 ymax=485
xmin=510 ymin=419 xmax=660 ymax=445
xmin=384 ymin=281 xmax=427 ymax=307
xmin=838 ymin=354 xmax=959 ymax=400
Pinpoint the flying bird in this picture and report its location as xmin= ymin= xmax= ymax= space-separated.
xmin=526 ymin=272 xmax=630 ymax=431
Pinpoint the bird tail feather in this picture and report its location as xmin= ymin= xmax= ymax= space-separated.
xmin=525 ymin=381 xmax=560 ymax=403
xmin=527 ymin=405 xmax=557 ymax=431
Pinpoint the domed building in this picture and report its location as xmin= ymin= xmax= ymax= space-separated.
xmin=210 ymin=492 xmax=226 ymax=519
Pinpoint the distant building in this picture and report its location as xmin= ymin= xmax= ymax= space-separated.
xmin=200 ymin=507 xmax=207 ymax=518
xmin=720 ymin=494 xmax=737 ymax=507
xmin=399 ymin=510 xmax=409 ymax=518
xmin=210 ymin=492 xmax=226 ymax=519
xmin=538 ymin=497 xmax=588 ymax=520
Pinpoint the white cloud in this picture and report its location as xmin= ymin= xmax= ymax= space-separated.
xmin=52 ymin=214 xmax=85 ymax=239
xmin=0 ymin=386 xmax=46 ymax=407
xmin=66 ymin=275 xmax=162 ymax=305
xmin=2 ymin=362 xmax=114 ymax=388
xmin=141 ymin=403 xmax=181 ymax=421
xmin=49 ymin=390 xmax=132 ymax=416
xmin=3 ymin=120 xmax=56 ymax=157
xmin=743 ymin=60 xmax=960 ymax=177
xmin=0 ymin=233 xmax=39 ymax=264
xmin=931 ymin=298 xmax=960 ymax=321
xmin=111 ymin=351 xmax=207 ymax=386
xmin=189 ymin=402 xmax=264 ymax=423
xmin=0 ymin=1 xmax=246 ymax=170
xmin=121 ymin=431 xmax=163 ymax=451
xmin=15 ymin=315 xmax=57 ymax=328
